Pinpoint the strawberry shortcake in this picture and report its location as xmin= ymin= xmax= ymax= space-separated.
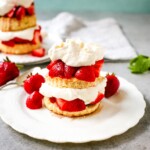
xmin=40 ymin=39 xmax=107 ymax=117
xmin=0 ymin=0 xmax=42 ymax=54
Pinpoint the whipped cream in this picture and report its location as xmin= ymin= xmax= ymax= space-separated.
xmin=40 ymin=78 xmax=107 ymax=105
xmin=49 ymin=39 xmax=104 ymax=67
xmin=0 ymin=26 xmax=38 ymax=41
xmin=0 ymin=0 xmax=34 ymax=16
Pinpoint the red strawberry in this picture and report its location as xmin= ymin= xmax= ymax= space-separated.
xmin=2 ymin=62 xmax=19 ymax=80
xmin=47 ymin=60 xmax=60 ymax=70
xmin=31 ymin=48 xmax=45 ymax=57
xmin=38 ymin=26 xmax=42 ymax=31
xmin=96 ymin=59 xmax=104 ymax=67
xmin=6 ymin=7 xmax=16 ymax=18
xmin=32 ymin=29 xmax=42 ymax=44
xmin=49 ymin=97 xmax=56 ymax=103
xmin=24 ymin=74 xmax=45 ymax=94
xmin=0 ymin=72 xmax=7 ymax=86
xmin=94 ymin=59 xmax=104 ymax=77
xmin=56 ymin=98 xmax=86 ymax=112
xmin=2 ymin=40 xmax=15 ymax=47
xmin=105 ymin=73 xmax=120 ymax=98
xmin=64 ymin=65 xmax=77 ymax=79
xmin=90 ymin=93 xmax=104 ymax=105
xmin=13 ymin=37 xmax=30 ymax=44
xmin=0 ymin=57 xmax=19 ymax=86
xmin=26 ymin=4 xmax=35 ymax=15
xmin=26 ymin=91 xmax=43 ymax=109
xmin=49 ymin=60 xmax=64 ymax=78
xmin=75 ymin=66 xmax=95 ymax=82
xmin=16 ymin=6 xmax=25 ymax=20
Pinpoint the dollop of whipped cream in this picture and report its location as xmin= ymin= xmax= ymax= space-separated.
xmin=40 ymin=78 xmax=107 ymax=105
xmin=0 ymin=0 xmax=34 ymax=16
xmin=49 ymin=39 xmax=104 ymax=67
xmin=0 ymin=26 xmax=38 ymax=41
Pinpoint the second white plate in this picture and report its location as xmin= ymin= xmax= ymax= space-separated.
xmin=0 ymin=37 xmax=51 ymax=65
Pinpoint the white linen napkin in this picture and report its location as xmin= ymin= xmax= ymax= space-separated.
xmin=39 ymin=12 xmax=137 ymax=60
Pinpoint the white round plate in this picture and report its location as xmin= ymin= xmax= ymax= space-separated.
xmin=0 ymin=74 xmax=146 ymax=143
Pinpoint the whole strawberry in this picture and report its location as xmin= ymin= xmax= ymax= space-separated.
xmin=24 ymin=74 xmax=45 ymax=94
xmin=0 ymin=57 xmax=20 ymax=86
xmin=26 ymin=91 xmax=43 ymax=109
xmin=105 ymin=73 xmax=120 ymax=98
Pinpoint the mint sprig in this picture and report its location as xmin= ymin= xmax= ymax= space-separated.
xmin=129 ymin=55 xmax=150 ymax=74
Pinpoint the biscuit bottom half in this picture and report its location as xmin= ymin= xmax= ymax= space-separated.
xmin=44 ymin=97 xmax=102 ymax=117
xmin=0 ymin=40 xmax=41 ymax=54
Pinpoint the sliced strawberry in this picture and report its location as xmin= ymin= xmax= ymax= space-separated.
xmin=56 ymin=98 xmax=86 ymax=112
xmin=93 ymin=59 xmax=104 ymax=77
xmin=39 ymin=35 xmax=42 ymax=42
xmin=24 ymin=74 xmax=45 ymax=94
xmin=47 ymin=61 xmax=77 ymax=79
xmin=47 ymin=60 xmax=60 ymax=70
xmin=49 ymin=60 xmax=64 ymax=78
xmin=15 ymin=6 xmax=25 ymax=20
xmin=105 ymin=73 xmax=120 ymax=98
xmin=75 ymin=66 xmax=95 ymax=82
xmin=38 ymin=26 xmax=42 ymax=31
xmin=94 ymin=69 xmax=99 ymax=78
xmin=2 ymin=38 xmax=31 ymax=46
xmin=95 ymin=59 xmax=104 ymax=67
xmin=32 ymin=29 xmax=41 ymax=44
xmin=13 ymin=37 xmax=30 ymax=43
xmin=26 ymin=91 xmax=43 ymax=109
xmin=90 ymin=93 xmax=104 ymax=105
xmin=2 ymin=40 xmax=15 ymax=47
xmin=6 ymin=7 xmax=16 ymax=18
xmin=31 ymin=48 xmax=45 ymax=57
xmin=26 ymin=4 xmax=35 ymax=15
xmin=64 ymin=65 xmax=77 ymax=79
xmin=49 ymin=97 xmax=56 ymax=103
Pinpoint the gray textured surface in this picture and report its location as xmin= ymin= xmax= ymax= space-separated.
xmin=0 ymin=13 xmax=150 ymax=150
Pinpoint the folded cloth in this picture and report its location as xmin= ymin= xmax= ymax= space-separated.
xmin=39 ymin=12 xmax=137 ymax=60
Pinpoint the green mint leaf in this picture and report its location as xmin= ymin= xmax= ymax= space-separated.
xmin=129 ymin=55 xmax=150 ymax=74
xmin=148 ymin=58 xmax=150 ymax=69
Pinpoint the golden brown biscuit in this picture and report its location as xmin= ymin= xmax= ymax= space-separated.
xmin=0 ymin=15 xmax=36 ymax=32
xmin=45 ymin=76 xmax=105 ymax=89
xmin=0 ymin=40 xmax=41 ymax=54
xmin=44 ymin=97 xmax=102 ymax=117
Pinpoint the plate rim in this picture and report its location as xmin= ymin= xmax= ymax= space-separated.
xmin=0 ymin=73 xmax=146 ymax=143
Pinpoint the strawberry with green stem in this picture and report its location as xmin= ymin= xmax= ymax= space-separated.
xmin=23 ymin=73 xmax=45 ymax=94
xmin=0 ymin=57 xmax=22 ymax=86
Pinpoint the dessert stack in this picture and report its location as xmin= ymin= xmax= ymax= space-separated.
xmin=0 ymin=0 xmax=42 ymax=54
xmin=40 ymin=39 xmax=107 ymax=117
